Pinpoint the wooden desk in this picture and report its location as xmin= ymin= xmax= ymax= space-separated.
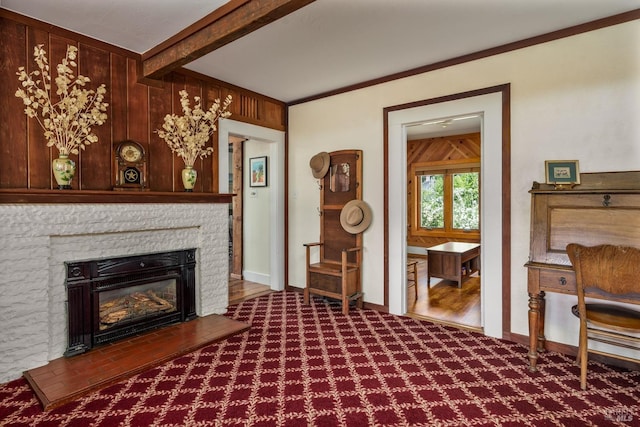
xmin=427 ymin=242 xmax=480 ymax=288
xmin=525 ymin=171 xmax=640 ymax=372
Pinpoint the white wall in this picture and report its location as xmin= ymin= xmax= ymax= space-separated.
xmin=288 ymin=21 xmax=640 ymax=348
xmin=243 ymin=140 xmax=271 ymax=284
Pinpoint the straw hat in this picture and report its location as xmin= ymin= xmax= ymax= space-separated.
xmin=309 ymin=152 xmax=330 ymax=179
xmin=340 ymin=200 xmax=372 ymax=234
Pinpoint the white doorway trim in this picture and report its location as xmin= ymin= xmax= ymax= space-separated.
xmin=218 ymin=119 xmax=285 ymax=291
xmin=387 ymin=92 xmax=504 ymax=338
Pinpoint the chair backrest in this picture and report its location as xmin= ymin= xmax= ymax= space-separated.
xmin=319 ymin=150 xmax=362 ymax=265
xmin=566 ymin=244 xmax=640 ymax=300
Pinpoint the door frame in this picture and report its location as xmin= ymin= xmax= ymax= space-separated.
xmin=384 ymin=84 xmax=511 ymax=339
xmin=218 ymin=119 xmax=286 ymax=291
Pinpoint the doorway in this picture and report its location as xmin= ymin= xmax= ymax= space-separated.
xmin=218 ymin=119 xmax=286 ymax=294
xmin=385 ymin=85 xmax=511 ymax=340
xmin=405 ymin=115 xmax=482 ymax=330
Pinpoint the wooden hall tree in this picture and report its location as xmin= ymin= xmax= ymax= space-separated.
xmin=304 ymin=150 xmax=364 ymax=315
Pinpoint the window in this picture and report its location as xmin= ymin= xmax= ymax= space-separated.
xmin=412 ymin=161 xmax=480 ymax=238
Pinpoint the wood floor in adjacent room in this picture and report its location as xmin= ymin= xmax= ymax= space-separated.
xmin=228 ymin=278 xmax=273 ymax=305
xmin=407 ymin=256 xmax=482 ymax=331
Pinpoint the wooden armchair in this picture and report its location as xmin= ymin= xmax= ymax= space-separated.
xmin=566 ymin=243 xmax=640 ymax=390
xmin=303 ymin=150 xmax=364 ymax=315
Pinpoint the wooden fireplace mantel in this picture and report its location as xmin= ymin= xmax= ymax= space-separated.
xmin=0 ymin=189 xmax=234 ymax=204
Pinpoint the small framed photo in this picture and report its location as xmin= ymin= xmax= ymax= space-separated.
xmin=249 ymin=156 xmax=268 ymax=187
xmin=545 ymin=160 xmax=580 ymax=187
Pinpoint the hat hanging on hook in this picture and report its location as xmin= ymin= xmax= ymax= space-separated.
xmin=309 ymin=152 xmax=330 ymax=179
xmin=340 ymin=200 xmax=372 ymax=234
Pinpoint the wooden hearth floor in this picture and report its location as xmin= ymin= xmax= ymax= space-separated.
xmin=23 ymin=314 xmax=250 ymax=411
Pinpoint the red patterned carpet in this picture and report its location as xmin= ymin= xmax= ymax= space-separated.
xmin=1 ymin=291 xmax=638 ymax=426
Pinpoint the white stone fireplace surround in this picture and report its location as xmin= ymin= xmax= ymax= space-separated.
xmin=0 ymin=203 xmax=229 ymax=383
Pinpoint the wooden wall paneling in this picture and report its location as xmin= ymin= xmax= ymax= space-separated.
xmin=202 ymin=84 xmax=223 ymax=193
xmin=127 ymin=57 xmax=149 ymax=146
xmin=1 ymin=13 xmax=286 ymax=193
xmin=25 ymin=27 xmax=51 ymax=189
xmin=78 ymin=43 xmax=112 ymax=190
xmin=240 ymin=94 xmax=259 ymax=121
xmin=222 ymin=87 xmax=241 ymax=121
xmin=263 ymin=99 xmax=284 ymax=129
xmin=109 ymin=53 xmax=128 ymax=161
xmin=0 ymin=18 xmax=28 ymax=188
xmin=148 ymin=77 xmax=174 ymax=192
xmin=174 ymin=68 xmax=286 ymax=132
xmin=170 ymin=74 xmax=187 ymax=191
xmin=207 ymin=85 xmax=225 ymax=193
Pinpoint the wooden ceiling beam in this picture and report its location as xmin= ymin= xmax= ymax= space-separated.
xmin=141 ymin=0 xmax=315 ymax=80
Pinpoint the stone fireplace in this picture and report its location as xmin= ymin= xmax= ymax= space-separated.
xmin=65 ymin=249 xmax=198 ymax=356
xmin=0 ymin=199 xmax=230 ymax=383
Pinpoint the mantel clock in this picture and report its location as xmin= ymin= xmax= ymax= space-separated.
xmin=114 ymin=140 xmax=148 ymax=191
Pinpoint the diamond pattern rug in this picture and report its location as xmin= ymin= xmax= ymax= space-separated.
xmin=1 ymin=291 xmax=638 ymax=426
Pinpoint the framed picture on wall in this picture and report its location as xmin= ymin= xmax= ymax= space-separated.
xmin=250 ymin=156 xmax=268 ymax=187
xmin=545 ymin=160 xmax=580 ymax=189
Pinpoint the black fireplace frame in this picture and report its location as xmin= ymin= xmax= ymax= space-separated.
xmin=64 ymin=249 xmax=197 ymax=356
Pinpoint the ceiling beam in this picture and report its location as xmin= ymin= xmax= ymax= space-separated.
xmin=141 ymin=0 xmax=316 ymax=80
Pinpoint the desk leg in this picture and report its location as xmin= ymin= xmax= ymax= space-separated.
xmin=527 ymin=291 xmax=545 ymax=372
xmin=537 ymin=293 xmax=546 ymax=352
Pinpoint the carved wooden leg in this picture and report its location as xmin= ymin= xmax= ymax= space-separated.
xmin=537 ymin=292 xmax=546 ymax=352
xmin=528 ymin=291 xmax=543 ymax=372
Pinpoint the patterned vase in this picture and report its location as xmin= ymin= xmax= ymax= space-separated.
xmin=52 ymin=155 xmax=76 ymax=190
xmin=181 ymin=166 xmax=197 ymax=192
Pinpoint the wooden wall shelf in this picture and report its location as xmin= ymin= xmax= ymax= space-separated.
xmin=0 ymin=189 xmax=233 ymax=204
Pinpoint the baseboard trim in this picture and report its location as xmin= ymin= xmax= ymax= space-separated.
xmin=509 ymin=332 xmax=640 ymax=371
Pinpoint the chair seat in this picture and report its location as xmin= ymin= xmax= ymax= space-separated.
xmin=571 ymin=303 xmax=640 ymax=331
xmin=309 ymin=262 xmax=358 ymax=276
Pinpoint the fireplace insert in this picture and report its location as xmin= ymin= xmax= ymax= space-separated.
xmin=64 ymin=249 xmax=197 ymax=356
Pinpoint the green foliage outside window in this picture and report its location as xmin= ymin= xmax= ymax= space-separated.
xmin=420 ymin=174 xmax=444 ymax=228
xmin=453 ymin=172 xmax=479 ymax=229
xmin=420 ymin=171 xmax=479 ymax=231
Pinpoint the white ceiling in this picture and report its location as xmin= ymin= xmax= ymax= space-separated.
xmin=1 ymin=0 xmax=639 ymax=104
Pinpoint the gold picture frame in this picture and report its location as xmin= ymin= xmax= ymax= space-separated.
xmin=545 ymin=160 xmax=580 ymax=189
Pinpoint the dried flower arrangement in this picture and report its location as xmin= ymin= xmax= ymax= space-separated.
xmin=156 ymin=90 xmax=232 ymax=167
xmin=15 ymin=44 xmax=108 ymax=156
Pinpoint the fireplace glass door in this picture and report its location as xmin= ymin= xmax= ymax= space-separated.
xmin=99 ymin=278 xmax=178 ymax=331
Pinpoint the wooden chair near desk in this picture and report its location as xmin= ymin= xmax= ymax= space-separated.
xmin=566 ymin=243 xmax=640 ymax=390
xmin=303 ymin=150 xmax=368 ymax=315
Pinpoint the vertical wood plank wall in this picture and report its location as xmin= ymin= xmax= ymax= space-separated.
xmin=407 ymin=132 xmax=481 ymax=248
xmin=0 ymin=11 xmax=286 ymax=192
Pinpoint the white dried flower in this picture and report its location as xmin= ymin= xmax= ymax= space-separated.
xmin=15 ymin=44 xmax=109 ymax=156
xmin=155 ymin=90 xmax=232 ymax=167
